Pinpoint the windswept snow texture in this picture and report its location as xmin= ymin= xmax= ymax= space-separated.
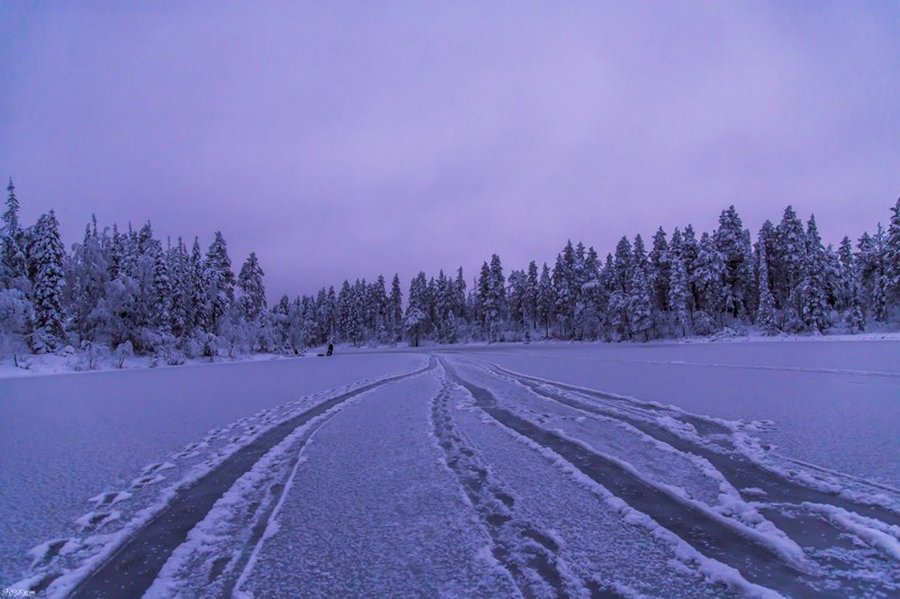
xmin=3 ymin=340 xmax=899 ymax=597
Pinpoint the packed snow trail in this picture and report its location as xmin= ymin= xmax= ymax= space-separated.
xmin=65 ymin=359 xmax=436 ymax=599
xmin=236 ymin=368 xmax=521 ymax=597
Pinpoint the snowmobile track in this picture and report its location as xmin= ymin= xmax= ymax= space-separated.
xmin=430 ymin=372 xmax=617 ymax=598
xmin=490 ymin=362 xmax=900 ymax=524
xmin=67 ymin=359 xmax=435 ymax=599
xmin=440 ymin=358 xmax=825 ymax=597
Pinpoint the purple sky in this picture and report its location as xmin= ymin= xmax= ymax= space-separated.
xmin=1 ymin=2 xmax=898 ymax=300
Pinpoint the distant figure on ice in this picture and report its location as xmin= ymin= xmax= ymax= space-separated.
xmin=318 ymin=342 xmax=334 ymax=357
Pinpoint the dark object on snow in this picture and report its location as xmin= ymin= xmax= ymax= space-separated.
xmin=317 ymin=343 xmax=334 ymax=357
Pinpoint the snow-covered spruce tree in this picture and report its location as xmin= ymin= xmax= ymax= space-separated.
xmin=857 ymin=226 xmax=889 ymax=323
xmin=67 ymin=217 xmax=108 ymax=343
xmin=486 ymin=253 xmax=506 ymax=341
xmin=668 ymin=250 xmax=691 ymax=337
xmin=369 ymin=275 xmax=390 ymax=344
xmin=525 ymin=260 xmax=538 ymax=331
xmin=714 ymin=206 xmax=751 ymax=318
xmin=237 ymin=252 xmax=266 ymax=321
xmin=536 ymin=262 xmax=554 ymax=338
xmin=552 ymin=245 xmax=574 ymax=338
xmin=773 ymin=206 xmax=807 ymax=327
xmin=608 ymin=237 xmax=634 ymax=340
xmin=2 ymin=178 xmax=29 ymax=292
xmin=29 ymin=211 xmax=67 ymax=352
xmin=628 ymin=258 xmax=653 ymax=341
xmin=576 ymin=246 xmax=603 ymax=340
xmin=691 ymin=232 xmax=725 ymax=334
xmin=507 ymin=269 xmax=527 ymax=334
xmin=189 ymin=237 xmax=207 ymax=333
xmin=167 ymin=238 xmax=190 ymax=338
xmin=680 ymin=225 xmax=700 ymax=313
xmin=204 ymin=231 xmax=235 ymax=333
xmin=800 ymin=215 xmax=830 ymax=333
xmin=887 ymin=197 xmax=900 ymax=312
xmin=150 ymin=240 xmax=172 ymax=335
xmin=756 ymin=231 xmax=779 ymax=336
xmin=404 ymin=271 xmax=430 ymax=346
xmin=388 ymin=274 xmax=403 ymax=344
xmin=649 ymin=227 xmax=670 ymax=314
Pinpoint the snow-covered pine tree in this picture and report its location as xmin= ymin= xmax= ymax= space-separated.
xmin=204 ymin=231 xmax=235 ymax=332
xmin=485 ymin=254 xmax=506 ymax=341
xmin=576 ymin=246 xmax=602 ymax=340
xmin=2 ymin=178 xmax=28 ymax=291
xmin=188 ymin=237 xmax=207 ymax=333
xmin=799 ymin=215 xmax=830 ymax=333
xmin=150 ymin=240 xmax=172 ymax=334
xmin=167 ymin=238 xmax=190 ymax=338
xmin=629 ymin=268 xmax=653 ymax=341
xmin=68 ymin=217 xmax=108 ymax=342
xmin=29 ymin=211 xmax=67 ymax=352
xmin=237 ymin=252 xmax=267 ymax=321
xmin=536 ymin=262 xmax=553 ymax=338
xmin=691 ymin=232 xmax=725 ymax=334
xmin=714 ymin=206 xmax=751 ymax=318
xmin=680 ymin=225 xmax=700 ymax=313
xmin=525 ymin=260 xmax=538 ymax=331
xmin=668 ymin=251 xmax=690 ymax=337
xmin=756 ymin=228 xmax=779 ymax=336
xmin=506 ymin=269 xmax=527 ymax=332
xmin=887 ymin=198 xmax=900 ymax=311
xmin=857 ymin=227 xmax=889 ymax=322
xmin=552 ymin=244 xmax=575 ymax=338
xmin=389 ymin=274 xmax=403 ymax=343
xmin=774 ymin=206 xmax=807 ymax=324
xmin=404 ymin=272 xmax=430 ymax=346
xmin=649 ymin=227 xmax=670 ymax=314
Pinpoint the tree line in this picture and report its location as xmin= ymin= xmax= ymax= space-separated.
xmin=1 ymin=178 xmax=898 ymax=363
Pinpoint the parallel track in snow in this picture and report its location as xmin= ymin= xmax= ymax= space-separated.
xmin=442 ymin=358 xmax=888 ymax=598
xmin=430 ymin=375 xmax=615 ymax=598
xmin=489 ymin=361 xmax=900 ymax=527
xmin=67 ymin=359 xmax=435 ymax=599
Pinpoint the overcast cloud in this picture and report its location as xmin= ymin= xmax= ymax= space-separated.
xmin=1 ymin=1 xmax=897 ymax=299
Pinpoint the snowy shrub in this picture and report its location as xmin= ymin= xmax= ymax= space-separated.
xmin=114 ymin=340 xmax=133 ymax=369
xmin=692 ymin=311 xmax=718 ymax=336
xmin=77 ymin=340 xmax=108 ymax=371
xmin=0 ymin=289 xmax=31 ymax=358
xmin=182 ymin=337 xmax=201 ymax=359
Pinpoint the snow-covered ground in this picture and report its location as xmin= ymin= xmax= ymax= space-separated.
xmin=1 ymin=340 xmax=898 ymax=597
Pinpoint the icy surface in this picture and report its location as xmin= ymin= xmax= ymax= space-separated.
xmin=3 ymin=340 xmax=899 ymax=596
xmin=0 ymin=354 xmax=425 ymax=585
xmin=470 ymin=340 xmax=900 ymax=486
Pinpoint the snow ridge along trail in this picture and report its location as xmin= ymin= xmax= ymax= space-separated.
xmin=444 ymin=356 xmax=900 ymax=597
xmin=39 ymin=358 xmax=436 ymax=599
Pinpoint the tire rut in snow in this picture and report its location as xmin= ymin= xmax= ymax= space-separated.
xmin=68 ymin=359 xmax=435 ymax=599
xmin=430 ymin=374 xmax=614 ymax=598
xmin=493 ymin=363 xmax=900 ymax=526
xmin=440 ymin=359 xmax=822 ymax=597
xmin=485 ymin=364 xmax=900 ymax=595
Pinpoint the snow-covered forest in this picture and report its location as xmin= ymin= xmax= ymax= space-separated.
xmin=1 ymin=178 xmax=898 ymax=363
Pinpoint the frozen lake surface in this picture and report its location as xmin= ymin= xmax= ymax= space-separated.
xmin=1 ymin=340 xmax=897 ymax=596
